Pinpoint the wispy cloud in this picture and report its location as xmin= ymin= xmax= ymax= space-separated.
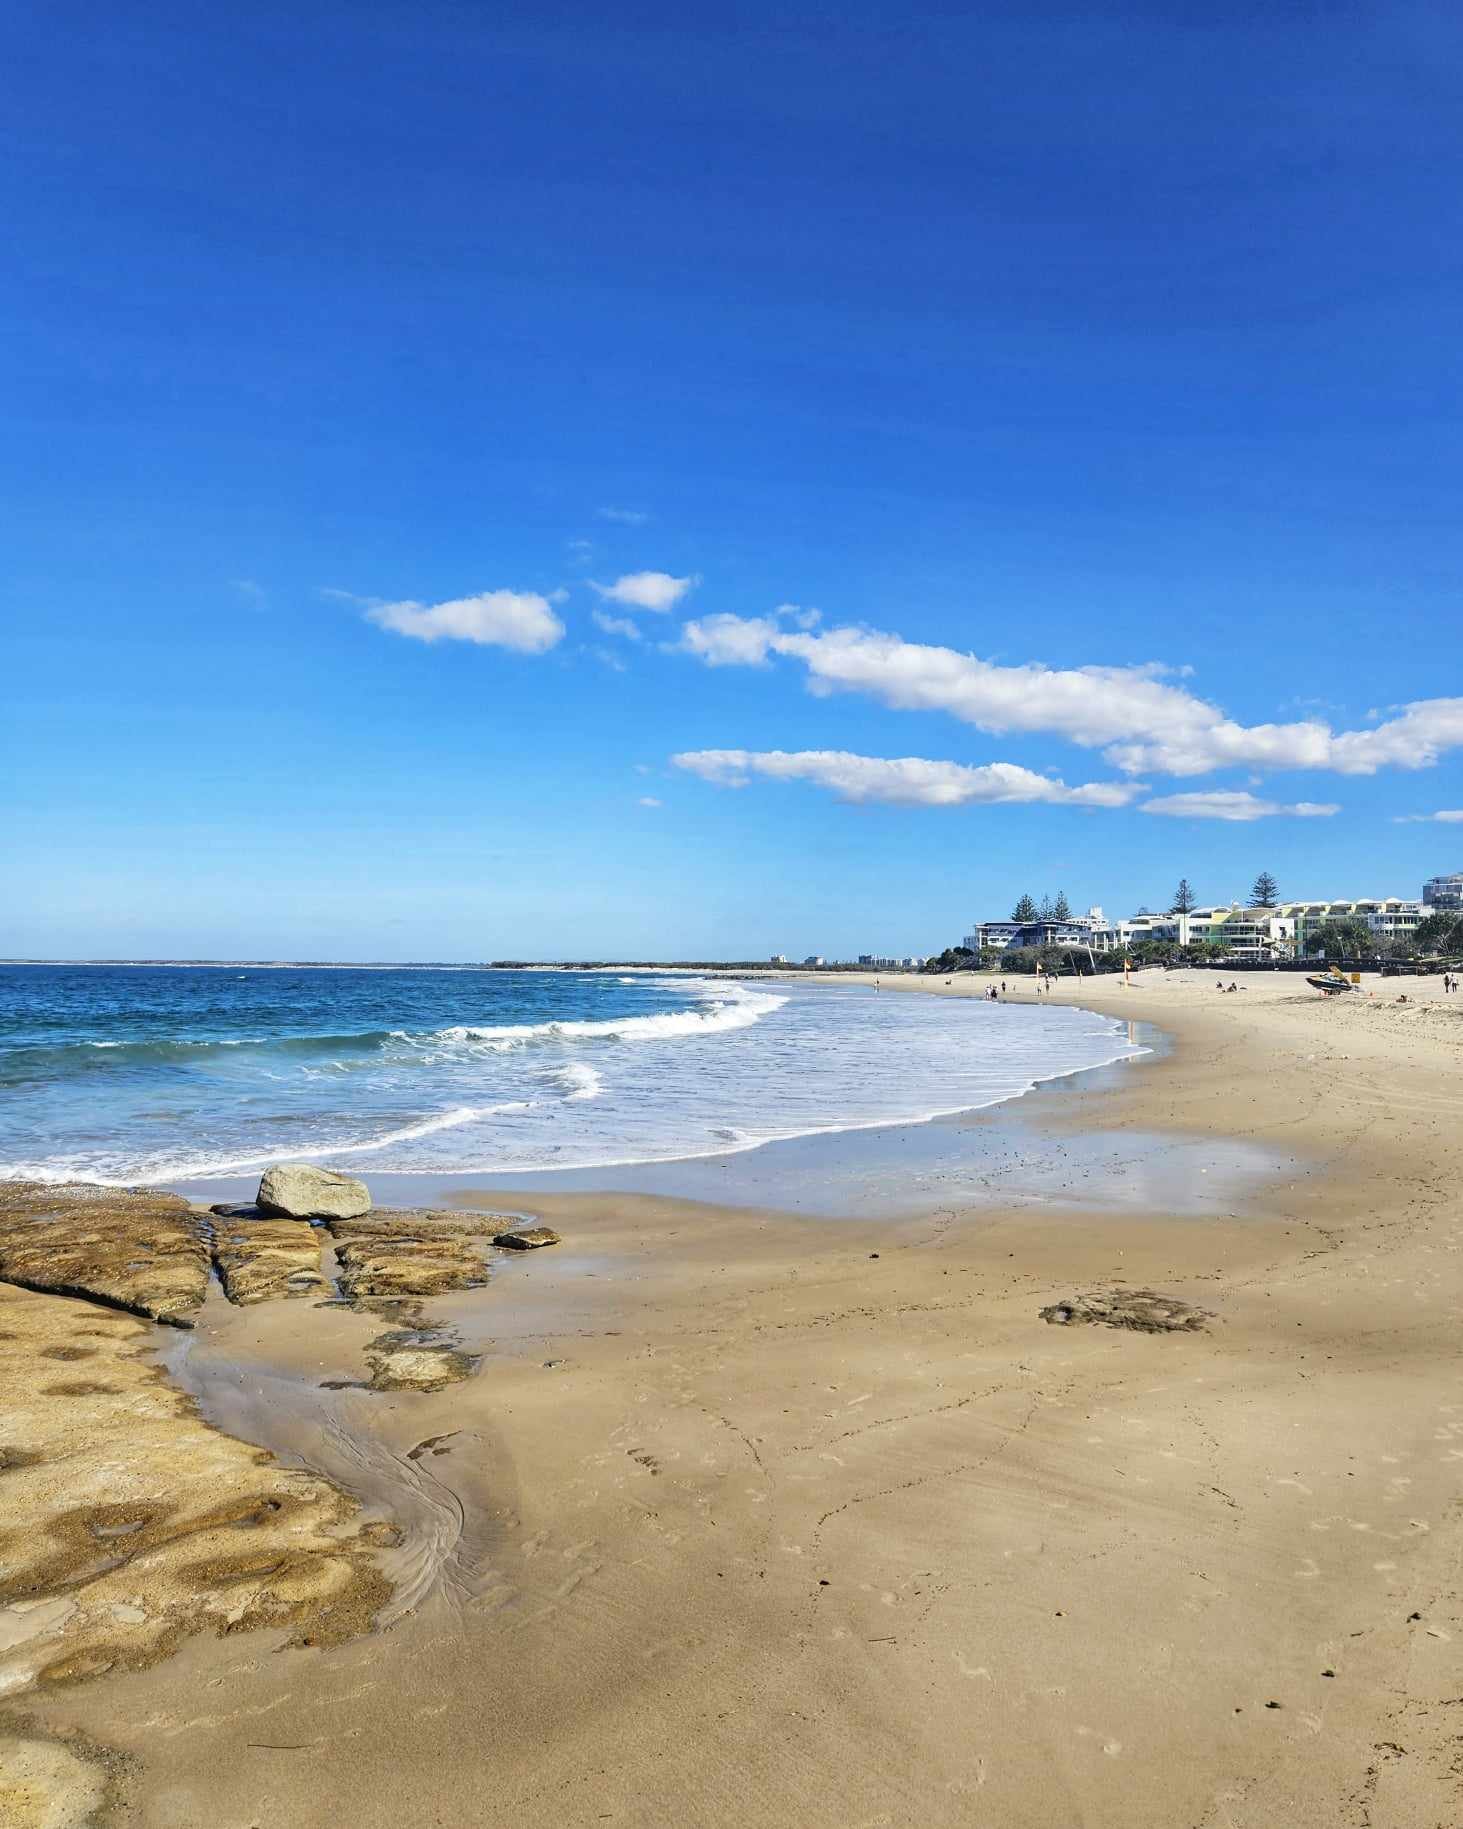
xmin=597 ymin=506 xmax=651 ymax=526
xmin=592 ymin=609 xmax=643 ymax=640
xmin=1140 ymin=791 xmax=1340 ymax=822
xmin=592 ymin=571 xmax=697 ymax=612
xmin=366 ymin=589 xmax=565 ymax=653
xmin=673 ymin=748 xmax=1143 ymax=809
xmin=676 ymin=611 xmax=1463 ymax=779
xmin=1393 ymin=809 xmax=1463 ymax=823
xmin=231 ymin=578 xmax=266 ymax=608
xmin=638 ymin=795 xmax=662 ymax=807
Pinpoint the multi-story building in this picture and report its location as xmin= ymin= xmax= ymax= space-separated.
xmin=971 ymin=906 xmax=1113 ymax=954
xmin=1423 ymin=872 xmax=1463 ymax=910
xmin=1117 ymin=897 xmax=1424 ymax=958
xmin=959 ymin=891 xmax=1431 ymax=968
xmin=1283 ymin=898 xmax=1425 ymax=952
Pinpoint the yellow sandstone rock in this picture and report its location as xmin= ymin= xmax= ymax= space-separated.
xmin=0 ymin=1183 xmax=209 ymax=1327
xmin=0 ymin=1282 xmax=391 ymax=1700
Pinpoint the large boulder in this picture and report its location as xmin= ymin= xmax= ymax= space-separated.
xmin=256 ymin=1163 xmax=371 ymax=1221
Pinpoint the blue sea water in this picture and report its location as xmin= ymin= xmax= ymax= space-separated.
xmin=0 ymin=965 xmax=1147 ymax=1186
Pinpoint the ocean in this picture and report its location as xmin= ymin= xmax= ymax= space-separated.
xmin=0 ymin=965 xmax=1146 ymax=1186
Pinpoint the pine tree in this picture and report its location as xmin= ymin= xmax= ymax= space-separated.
xmin=1250 ymin=870 xmax=1279 ymax=907
xmin=1052 ymin=891 xmax=1071 ymax=921
xmin=1011 ymin=894 xmax=1038 ymax=922
xmin=1038 ymin=894 xmax=1053 ymax=920
xmin=1172 ymin=878 xmax=1195 ymax=913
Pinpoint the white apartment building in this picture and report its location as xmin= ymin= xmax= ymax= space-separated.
xmin=1114 ymin=897 xmax=1425 ymax=958
xmin=968 ymin=906 xmax=1113 ymax=953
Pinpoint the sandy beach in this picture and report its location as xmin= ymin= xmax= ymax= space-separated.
xmin=4 ymin=969 xmax=1462 ymax=1827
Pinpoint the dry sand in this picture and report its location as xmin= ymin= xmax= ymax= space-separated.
xmin=3 ymin=969 xmax=1461 ymax=1827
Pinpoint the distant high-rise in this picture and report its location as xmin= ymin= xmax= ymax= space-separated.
xmin=1423 ymin=872 xmax=1463 ymax=910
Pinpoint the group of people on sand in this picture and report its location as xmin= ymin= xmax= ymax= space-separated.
xmin=1215 ymin=980 xmax=1243 ymax=993
xmin=1444 ymin=973 xmax=1459 ymax=993
xmin=977 ymin=975 xmax=1058 ymax=999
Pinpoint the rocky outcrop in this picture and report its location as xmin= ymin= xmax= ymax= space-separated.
xmin=364 ymin=1328 xmax=477 ymax=1392
xmin=212 ymin=1217 xmax=329 ymax=1305
xmin=0 ymin=1183 xmax=210 ymax=1326
xmin=256 ymin=1164 xmax=371 ymax=1221
xmin=0 ymin=1280 xmax=392 ymax=1699
xmin=1039 ymin=1288 xmax=1211 ymax=1333
xmin=494 ymin=1225 xmax=560 ymax=1250
xmin=328 ymin=1214 xmax=493 ymax=1302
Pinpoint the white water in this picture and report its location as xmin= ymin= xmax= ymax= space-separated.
xmin=2 ymin=974 xmax=1146 ymax=1186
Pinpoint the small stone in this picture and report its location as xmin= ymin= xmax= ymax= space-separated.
xmin=494 ymin=1226 xmax=560 ymax=1251
xmin=1039 ymin=1288 xmax=1211 ymax=1333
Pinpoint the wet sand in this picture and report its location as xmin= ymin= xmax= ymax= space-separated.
xmin=5 ymin=969 xmax=1463 ymax=1826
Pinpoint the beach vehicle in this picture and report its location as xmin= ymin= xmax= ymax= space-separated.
xmin=1306 ymin=971 xmax=1356 ymax=995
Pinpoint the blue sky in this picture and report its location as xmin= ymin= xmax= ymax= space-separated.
xmin=6 ymin=0 xmax=1463 ymax=961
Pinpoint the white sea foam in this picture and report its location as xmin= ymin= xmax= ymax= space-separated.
xmin=545 ymin=1062 xmax=604 ymax=1101
xmin=437 ymin=985 xmax=786 ymax=1051
xmin=0 ymin=1100 xmax=539 ymax=1186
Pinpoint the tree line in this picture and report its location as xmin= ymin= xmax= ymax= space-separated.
xmin=1009 ymin=873 xmax=1281 ymax=925
xmin=1009 ymin=892 xmax=1072 ymax=922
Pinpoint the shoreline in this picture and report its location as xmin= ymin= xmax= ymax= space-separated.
xmin=3 ymin=970 xmax=1462 ymax=1825
xmin=163 ymin=1018 xmax=1170 ymax=1217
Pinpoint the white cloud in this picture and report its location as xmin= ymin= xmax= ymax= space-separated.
xmin=679 ymin=613 xmax=783 ymax=666
xmin=597 ymin=506 xmax=651 ymax=526
xmin=366 ymin=589 xmax=564 ymax=653
xmin=1394 ymin=809 xmax=1463 ymax=823
xmin=592 ymin=609 xmax=643 ymax=640
xmin=672 ymin=748 xmax=1144 ymax=809
xmin=1140 ymin=791 xmax=1340 ymax=822
xmin=591 ymin=571 xmax=697 ymax=612
xmin=638 ymin=795 xmax=662 ymax=808
xmin=774 ymin=602 xmax=822 ymax=630
xmin=675 ymin=612 xmax=1463 ymax=779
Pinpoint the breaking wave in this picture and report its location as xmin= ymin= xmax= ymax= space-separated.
xmin=1 ymin=966 xmax=1146 ymax=1186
